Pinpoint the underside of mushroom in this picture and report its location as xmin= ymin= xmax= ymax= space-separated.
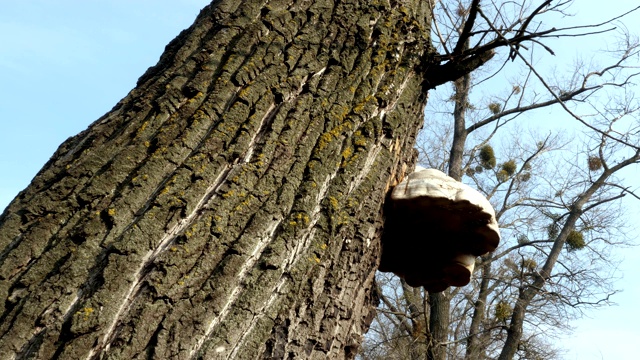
xmin=379 ymin=168 xmax=500 ymax=292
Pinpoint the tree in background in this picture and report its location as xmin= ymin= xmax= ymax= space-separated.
xmin=362 ymin=1 xmax=640 ymax=359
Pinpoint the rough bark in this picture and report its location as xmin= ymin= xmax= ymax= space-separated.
xmin=0 ymin=0 xmax=436 ymax=358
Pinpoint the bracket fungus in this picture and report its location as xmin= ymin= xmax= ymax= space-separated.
xmin=379 ymin=167 xmax=500 ymax=292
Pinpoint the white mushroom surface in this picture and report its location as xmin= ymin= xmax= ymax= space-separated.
xmin=379 ymin=168 xmax=500 ymax=291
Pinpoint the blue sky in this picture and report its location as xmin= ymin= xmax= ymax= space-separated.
xmin=0 ymin=0 xmax=208 ymax=207
xmin=1 ymin=1 xmax=639 ymax=359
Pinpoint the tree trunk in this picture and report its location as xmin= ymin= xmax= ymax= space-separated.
xmin=401 ymin=280 xmax=428 ymax=360
xmin=464 ymin=258 xmax=491 ymax=360
xmin=0 ymin=0 xmax=436 ymax=358
xmin=425 ymin=57 xmax=471 ymax=360
xmin=427 ymin=291 xmax=450 ymax=360
xmin=448 ymin=72 xmax=471 ymax=181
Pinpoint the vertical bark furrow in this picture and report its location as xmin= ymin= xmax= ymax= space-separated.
xmin=216 ymin=2 xmax=430 ymax=356
xmin=97 ymin=22 xmax=336 ymax=354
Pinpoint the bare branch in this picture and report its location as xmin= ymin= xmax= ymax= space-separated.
xmin=477 ymin=7 xmax=640 ymax=150
xmin=452 ymin=0 xmax=481 ymax=56
xmin=510 ymin=0 xmax=553 ymax=60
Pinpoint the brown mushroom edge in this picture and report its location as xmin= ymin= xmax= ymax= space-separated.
xmin=379 ymin=169 xmax=500 ymax=292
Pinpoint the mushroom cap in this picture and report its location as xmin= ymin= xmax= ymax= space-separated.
xmin=391 ymin=168 xmax=500 ymax=255
xmin=379 ymin=168 xmax=501 ymax=292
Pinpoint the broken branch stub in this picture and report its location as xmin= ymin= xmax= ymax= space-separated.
xmin=379 ymin=168 xmax=500 ymax=292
